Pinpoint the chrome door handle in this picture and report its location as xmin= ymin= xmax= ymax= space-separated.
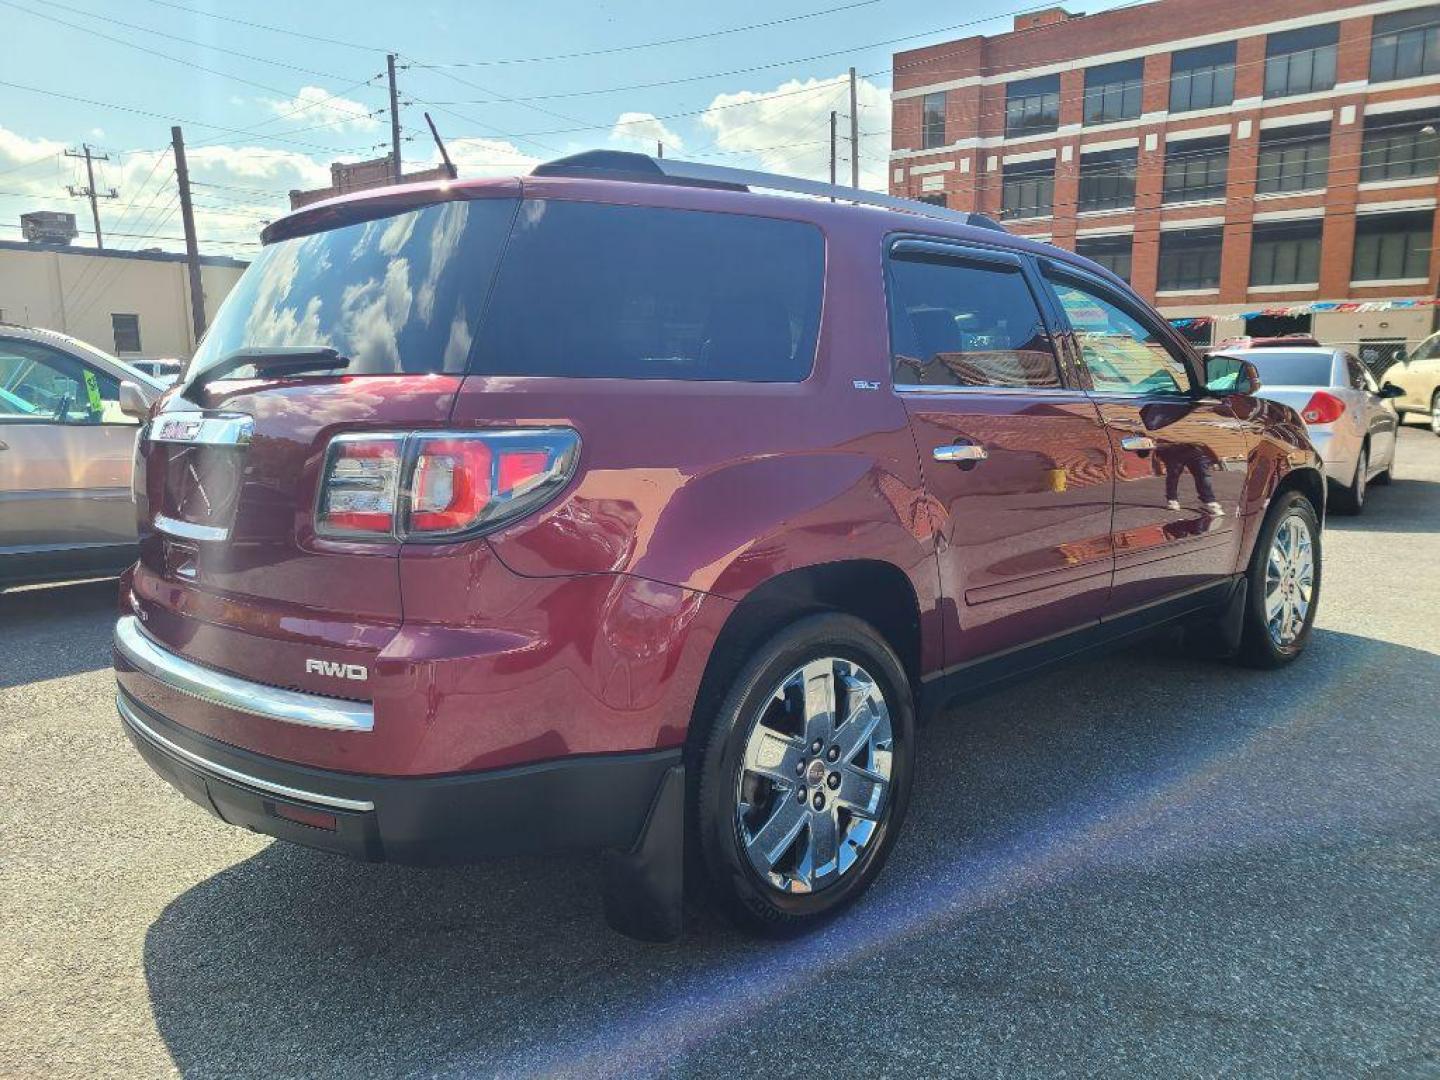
xmin=1120 ymin=435 xmax=1156 ymax=452
xmin=933 ymin=443 xmax=988 ymax=463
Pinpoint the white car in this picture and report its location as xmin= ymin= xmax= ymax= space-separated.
xmin=1211 ymin=346 xmax=1402 ymax=515
xmin=1384 ymin=330 xmax=1440 ymax=435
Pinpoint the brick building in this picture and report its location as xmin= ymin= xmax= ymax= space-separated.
xmin=289 ymin=155 xmax=451 ymax=210
xmin=889 ymin=0 xmax=1440 ymax=358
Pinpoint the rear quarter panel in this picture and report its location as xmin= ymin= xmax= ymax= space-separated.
xmin=1232 ymin=394 xmax=1325 ymax=570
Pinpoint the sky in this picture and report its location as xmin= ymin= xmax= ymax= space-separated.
xmin=0 ymin=0 xmax=1128 ymax=259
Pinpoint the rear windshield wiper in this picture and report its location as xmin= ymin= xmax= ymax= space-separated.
xmin=182 ymin=347 xmax=350 ymax=399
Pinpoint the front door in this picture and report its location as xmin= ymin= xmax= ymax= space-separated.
xmin=887 ymin=240 xmax=1114 ymax=669
xmin=1041 ymin=268 xmax=1249 ymax=612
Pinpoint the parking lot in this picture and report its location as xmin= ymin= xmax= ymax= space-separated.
xmin=0 ymin=426 xmax=1436 ymax=1079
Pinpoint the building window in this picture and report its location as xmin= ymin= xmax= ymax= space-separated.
xmin=1078 ymin=148 xmax=1138 ymax=211
xmin=1170 ymin=42 xmax=1236 ymax=113
xmin=1250 ymin=220 xmax=1323 ymax=287
xmin=1075 ymin=235 xmax=1133 ymax=282
xmin=1351 ymin=211 xmax=1434 ymax=281
xmin=1264 ymin=24 xmax=1338 ymax=98
xmin=922 ymin=91 xmax=947 ymax=150
xmin=917 ymin=193 xmax=946 ymax=207
xmin=1158 ymin=227 xmax=1224 ymax=291
xmin=1083 ymin=59 xmax=1144 ymax=125
xmin=1001 ymin=159 xmax=1055 ymax=220
xmin=1256 ymin=124 xmax=1331 ymax=194
xmin=1360 ymin=110 xmax=1440 ymax=182
xmin=1370 ymin=5 xmax=1440 ymax=83
xmin=1005 ymin=75 xmax=1061 ymax=138
xmin=111 ymin=313 xmax=141 ymax=353
xmin=1163 ymin=136 xmax=1229 ymax=203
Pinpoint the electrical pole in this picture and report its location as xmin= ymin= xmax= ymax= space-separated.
xmin=829 ymin=110 xmax=838 ymax=187
xmin=657 ymin=141 xmax=663 ymax=159
xmin=171 ymin=126 xmax=207 ymax=345
xmin=848 ymin=67 xmax=860 ymax=189
xmin=387 ymin=53 xmax=403 ymax=184
xmin=65 ymin=143 xmax=117 ymax=249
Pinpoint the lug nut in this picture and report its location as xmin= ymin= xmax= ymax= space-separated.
xmin=826 ymin=771 xmax=840 ymax=790
xmin=826 ymin=745 xmax=840 ymax=762
xmin=795 ymin=760 xmax=806 ymax=777
xmin=812 ymin=791 xmax=826 ymax=811
xmin=810 ymin=738 xmax=823 ymax=754
xmin=796 ymin=786 xmax=808 ymax=803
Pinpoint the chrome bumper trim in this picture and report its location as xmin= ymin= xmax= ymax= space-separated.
xmin=114 ymin=615 xmax=375 ymax=733
xmin=153 ymin=513 xmax=229 ymax=542
xmin=117 ymin=694 xmax=375 ymax=812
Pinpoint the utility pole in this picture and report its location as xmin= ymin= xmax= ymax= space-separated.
xmin=171 ymin=126 xmax=207 ymax=345
xmin=387 ymin=53 xmax=403 ymax=184
xmin=656 ymin=141 xmax=663 ymax=159
xmin=65 ymin=143 xmax=117 ymax=249
xmin=848 ymin=67 xmax=860 ymax=188
xmin=829 ymin=110 xmax=838 ymax=187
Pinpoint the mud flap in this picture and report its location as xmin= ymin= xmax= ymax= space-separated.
xmin=600 ymin=762 xmax=685 ymax=942
xmin=1184 ymin=575 xmax=1248 ymax=658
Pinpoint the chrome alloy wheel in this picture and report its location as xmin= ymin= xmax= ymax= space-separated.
xmin=735 ymin=658 xmax=894 ymax=895
xmin=1265 ymin=513 xmax=1315 ymax=647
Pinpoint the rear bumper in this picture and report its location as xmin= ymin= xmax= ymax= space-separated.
xmin=117 ymin=688 xmax=680 ymax=864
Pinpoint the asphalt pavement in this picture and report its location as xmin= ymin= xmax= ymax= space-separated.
xmin=2 ymin=426 xmax=1438 ymax=1079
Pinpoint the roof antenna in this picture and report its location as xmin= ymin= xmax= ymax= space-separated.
xmin=424 ymin=112 xmax=458 ymax=179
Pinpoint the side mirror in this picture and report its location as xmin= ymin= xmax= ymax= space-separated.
xmin=118 ymin=379 xmax=154 ymax=420
xmin=1204 ymin=356 xmax=1262 ymax=396
xmin=1379 ymin=381 xmax=1405 ymax=400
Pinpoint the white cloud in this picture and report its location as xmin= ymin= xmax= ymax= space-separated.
xmin=432 ymin=137 xmax=541 ymax=178
xmin=698 ymin=73 xmax=891 ymax=191
xmin=265 ymin=85 xmax=379 ymax=131
xmin=609 ymin=112 xmax=683 ymax=154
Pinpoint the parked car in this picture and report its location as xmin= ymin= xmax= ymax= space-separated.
xmin=1210 ymin=334 xmax=1322 ymax=351
xmin=1207 ymin=346 xmax=1401 ymax=515
xmin=125 ymin=358 xmax=185 ymax=386
xmin=0 ymin=325 xmax=163 ymax=589
xmin=112 ymin=151 xmax=1326 ymax=941
xmin=1384 ymin=330 xmax=1440 ymax=435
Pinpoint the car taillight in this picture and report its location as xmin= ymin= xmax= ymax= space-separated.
xmin=1300 ymin=391 xmax=1346 ymax=425
xmin=315 ymin=428 xmax=579 ymax=542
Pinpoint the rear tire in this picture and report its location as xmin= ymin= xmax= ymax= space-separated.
xmin=695 ymin=613 xmax=915 ymax=936
xmin=1330 ymin=445 xmax=1367 ymax=515
xmin=1235 ymin=490 xmax=1321 ymax=669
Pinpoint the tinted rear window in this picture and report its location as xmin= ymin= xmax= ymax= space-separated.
xmin=188 ymin=198 xmax=516 ymax=379
xmin=1242 ymin=351 xmax=1335 ymax=386
xmin=473 ymin=200 xmax=825 ymax=381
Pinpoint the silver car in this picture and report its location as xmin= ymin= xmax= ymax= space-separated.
xmin=1212 ymin=346 xmax=1402 ymax=515
xmin=0 ymin=325 xmax=164 ymax=588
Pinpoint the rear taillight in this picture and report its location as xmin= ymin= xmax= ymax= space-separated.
xmin=1300 ymin=391 xmax=1346 ymax=425
xmin=315 ymin=428 xmax=579 ymax=542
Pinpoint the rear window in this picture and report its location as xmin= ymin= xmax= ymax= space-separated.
xmin=188 ymin=198 xmax=517 ymax=379
xmin=473 ymin=200 xmax=825 ymax=381
xmin=1239 ymin=350 xmax=1334 ymax=386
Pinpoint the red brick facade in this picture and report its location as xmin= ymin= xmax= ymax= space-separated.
xmin=889 ymin=0 xmax=1440 ymax=348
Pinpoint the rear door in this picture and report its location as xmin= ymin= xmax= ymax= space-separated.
xmin=0 ymin=337 xmax=139 ymax=559
xmin=887 ymin=240 xmax=1114 ymax=668
xmin=1348 ymin=351 xmax=1399 ymax=471
xmin=1041 ymin=266 xmax=1250 ymax=612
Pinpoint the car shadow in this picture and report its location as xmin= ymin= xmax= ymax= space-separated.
xmin=140 ymin=628 xmax=1440 ymax=1077
xmin=0 ymin=577 xmax=118 ymax=688
xmin=1327 ymin=475 xmax=1440 ymax=534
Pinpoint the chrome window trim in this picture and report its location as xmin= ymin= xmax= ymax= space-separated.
xmin=153 ymin=514 xmax=230 ymax=542
xmin=117 ymin=694 xmax=375 ymax=812
xmin=149 ymin=411 xmax=254 ymax=446
xmin=894 ymin=384 xmax=1080 ymax=398
xmin=114 ymin=615 xmax=375 ymax=733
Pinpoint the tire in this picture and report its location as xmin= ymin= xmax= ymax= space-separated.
xmin=1431 ymin=391 xmax=1440 ymax=437
xmin=1236 ymin=489 xmax=1322 ymax=669
xmin=1330 ymin=444 xmax=1368 ymax=515
xmin=695 ymin=613 xmax=915 ymax=936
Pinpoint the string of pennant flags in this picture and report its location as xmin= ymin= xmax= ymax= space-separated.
xmin=1168 ymin=299 xmax=1440 ymax=329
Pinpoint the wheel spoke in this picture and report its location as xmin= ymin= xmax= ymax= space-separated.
xmin=742 ymin=727 xmax=806 ymax=786
xmin=800 ymin=659 xmax=837 ymax=743
xmin=1265 ymin=584 xmax=1286 ymax=621
xmin=745 ymin=796 xmax=808 ymax=872
xmin=834 ymin=762 xmax=887 ymax=819
xmin=796 ymin=809 xmax=839 ymax=889
xmin=831 ymin=673 xmax=883 ymax=760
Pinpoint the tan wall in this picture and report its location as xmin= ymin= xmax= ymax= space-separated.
xmin=0 ymin=246 xmax=246 ymax=360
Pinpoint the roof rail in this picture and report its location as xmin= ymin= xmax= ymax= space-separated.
xmin=530 ymin=151 xmax=1005 ymax=232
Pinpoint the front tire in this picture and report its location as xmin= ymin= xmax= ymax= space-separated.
xmin=1236 ymin=490 xmax=1321 ymax=669
xmin=1431 ymin=391 xmax=1440 ymax=437
xmin=695 ymin=613 xmax=915 ymax=936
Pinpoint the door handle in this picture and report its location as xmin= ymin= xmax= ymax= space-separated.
xmin=1120 ymin=435 xmax=1156 ymax=452
xmin=933 ymin=443 xmax=988 ymax=464
xmin=0 ymin=439 xmax=8 ymax=450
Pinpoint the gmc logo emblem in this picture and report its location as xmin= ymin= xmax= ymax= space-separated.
xmin=159 ymin=418 xmax=204 ymax=441
xmin=305 ymin=658 xmax=368 ymax=681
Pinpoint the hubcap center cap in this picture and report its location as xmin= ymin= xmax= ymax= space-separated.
xmin=805 ymin=759 xmax=827 ymax=786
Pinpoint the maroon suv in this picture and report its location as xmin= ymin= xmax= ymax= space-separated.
xmin=114 ymin=151 xmax=1324 ymax=940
